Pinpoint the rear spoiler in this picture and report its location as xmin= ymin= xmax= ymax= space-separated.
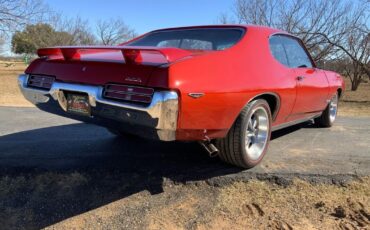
xmin=37 ymin=46 xmax=193 ymax=65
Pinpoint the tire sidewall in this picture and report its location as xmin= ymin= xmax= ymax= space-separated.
xmin=318 ymin=92 xmax=338 ymax=127
xmin=240 ymin=99 xmax=272 ymax=166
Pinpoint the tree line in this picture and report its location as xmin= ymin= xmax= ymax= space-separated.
xmin=1 ymin=0 xmax=136 ymax=55
xmin=11 ymin=17 xmax=137 ymax=54
xmin=1 ymin=0 xmax=369 ymax=91
xmin=219 ymin=0 xmax=369 ymax=91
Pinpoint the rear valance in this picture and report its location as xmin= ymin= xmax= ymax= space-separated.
xmin=37 ymin=46 xmax=194 ymax=66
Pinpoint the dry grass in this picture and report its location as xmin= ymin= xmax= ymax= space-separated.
xmin=39 ymin=177 xmax=369 ymax=230
xmin=208 ymin=178 xmax=370 ymax=230
xmin=339 ymin=101 xmax=370 ymax=117
xmin=0 ymin=61 xmax=33 ymax=107
xmin=339 ymin=78 xmax=370 ymax=117
xmin=342 ymin=78 xmax=370 ymax=102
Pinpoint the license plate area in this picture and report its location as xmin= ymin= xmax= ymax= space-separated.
xmin=66 ymin=92 xmax=91 ymax=116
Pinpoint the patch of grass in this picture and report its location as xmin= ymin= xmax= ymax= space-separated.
xmin=207 ymin=178 xmax=370 ymax=229
xmin=0 ymin=62 xmax=33 ymax=107
xmin=342 ymin=78 xmax=370 ymax=102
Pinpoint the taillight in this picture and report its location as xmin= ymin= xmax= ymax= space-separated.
xmin=27 ymin=75 xmax=55 ymax=90
xmin=103 ymin=84 xmax=154 ymax=104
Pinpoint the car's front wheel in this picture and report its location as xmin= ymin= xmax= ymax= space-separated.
xmin=216 ymin=99 xmax=272 ymax=168
xmin=315 ymin=93 xmax=338 ymax=127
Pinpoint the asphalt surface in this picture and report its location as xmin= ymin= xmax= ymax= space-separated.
xmin=0 ymin=106 xmax=369 ymax=229
xmin=0 ymin=106 xmax=369 ymax=176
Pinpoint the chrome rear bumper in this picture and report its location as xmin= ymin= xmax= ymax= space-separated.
xmin=18 ymin=74 xmax=179 ymax=141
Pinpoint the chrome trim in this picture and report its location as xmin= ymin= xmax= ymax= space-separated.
xmin=103 ymin=83 xmax=154 ymax=103
xmin=268 ymin=32 xmax=317 ymax=68
xmin=18 ymin=74 xmax=179 ymax=141
xmin=101 ymin=93 xmax=152 ymax=103
xmin=188 ymin=93 xmax=205 ymax=99
xmin=27 ymin=74 xmax=55 ymax=90
xmin=124 ymin=77 xmax=142 ymax=83
xmin=271 ymin=112 xmax=322 ymax=132
xmin=104 ymin=83 xmax=155 ymax=95
xmin=329 ymin=93 xmax=338 ymax=123
xmin=245 ymin=92 xmax=281 ymax=121
xmin=104 ymin=90 xmax=154 ymax=97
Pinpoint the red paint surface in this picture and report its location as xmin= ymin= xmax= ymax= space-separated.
xmin=26 ymin=25 xmax=345 ymax=141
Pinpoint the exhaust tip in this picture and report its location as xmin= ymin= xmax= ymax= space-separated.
xmin=200 ymin=141 xmax=219 ymax=158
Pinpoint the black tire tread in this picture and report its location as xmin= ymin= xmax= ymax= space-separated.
xmin=216 ymin=102 xmax=257 ymax=168
xmin=315 ymin=107 xmax=331 ymax=127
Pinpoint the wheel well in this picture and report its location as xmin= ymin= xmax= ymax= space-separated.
xmin=254 ymin=93 xmax=280 ymax=121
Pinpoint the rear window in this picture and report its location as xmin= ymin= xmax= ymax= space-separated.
xmin=126 ymin=28 xmax=245 ymax=51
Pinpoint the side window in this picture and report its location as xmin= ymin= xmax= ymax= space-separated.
xmin=269 ymin=36 xmax=289 ymax=66
xmin=281 ymin=36 xmax=313 ymax=68
xmin=269 ymin=35 xmax=314 ymax=68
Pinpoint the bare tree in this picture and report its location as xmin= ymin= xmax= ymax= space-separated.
xmin=48 ymin=13 xmax=96 ymax=45
xmin=0 ymin=36 xmax=5 ymax=54
xmin=96 ymin=18 xmax=136 ymax=45
xmin=0 ymin=0 xmax=48 ymax=34
xmin=220 ymin=0 xmax=369 ymax=90
xmin=68 ymin=17 xmax=96 ymax=45
xmin=335 ymin=30 xmax=369 ymax=90
xmin=217 ymin=13 xmax=235 ymax=25
xmin=0 ymin=0 xmax=48 ymax=55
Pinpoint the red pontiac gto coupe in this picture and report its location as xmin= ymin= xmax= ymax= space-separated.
xmin=18 ymin=25 xmax=344 ymax=168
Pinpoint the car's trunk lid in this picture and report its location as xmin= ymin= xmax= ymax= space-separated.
xmin=25 ymin=46 xmax=197 ymax=87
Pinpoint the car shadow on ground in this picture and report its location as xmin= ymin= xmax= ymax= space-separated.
xmin=0 ymin=122 xmax=308 ymax=229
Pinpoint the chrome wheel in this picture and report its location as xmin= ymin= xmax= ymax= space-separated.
xmin=216 ymin=99 xmax=271 ymax=168
xmin=329 ymin=94 xmax=338 ymax=123
xmin=245 ymin=107 xmax=269 ymax=161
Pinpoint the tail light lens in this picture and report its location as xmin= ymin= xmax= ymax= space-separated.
xmin=27 ymin=75 xmax=55 ymax=90
xmin=103 ymin=84 xmax=154 ymax=104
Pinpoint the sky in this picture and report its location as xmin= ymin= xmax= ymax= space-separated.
xmin=3 ymin=0 xmax=235 ymax=55
xmin=45 ymin=0 xmax=234 ymax=35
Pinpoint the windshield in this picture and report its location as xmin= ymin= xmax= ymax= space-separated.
xmin=126 ymin=28 xmax=245 ymax=51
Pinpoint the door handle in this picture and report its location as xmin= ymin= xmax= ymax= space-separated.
xmin=297 ymin=76 xmax=305 ymax=81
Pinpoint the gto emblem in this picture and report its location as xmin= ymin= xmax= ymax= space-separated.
xmin=188 ymin=93 xmax=205 ymax=99
xmin=82 ymin=67 xmax=87 ymax=72
xmin=125 ymin=76 xmax=142 ymax=83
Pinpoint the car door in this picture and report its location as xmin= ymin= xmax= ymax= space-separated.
xmin=280 ymin=36 xmax=329 ymax=119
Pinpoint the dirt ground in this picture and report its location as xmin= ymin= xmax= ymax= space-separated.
xmin=0 ymin=172 xmax=368 ymax=230
xmin=0 ymin=61 xmax=369 ymax=229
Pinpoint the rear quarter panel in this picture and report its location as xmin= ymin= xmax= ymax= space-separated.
xmin=169 ymin=27 xmax=297 ymax=140
xmin=323 ymin=70 xmax=345 ymax=98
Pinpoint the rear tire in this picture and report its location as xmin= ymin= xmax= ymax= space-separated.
xmin=215 ymin=99 xmax=272 ymax=169
xmin=315 ymin=93 xmax=338 ymax=127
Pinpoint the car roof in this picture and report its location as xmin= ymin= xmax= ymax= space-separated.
xmin=150 ymin=24 xmax=284 ymax=35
